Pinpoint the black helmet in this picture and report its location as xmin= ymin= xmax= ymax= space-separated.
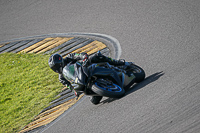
xmin=48 ymin=54 xmax=64 ymax=73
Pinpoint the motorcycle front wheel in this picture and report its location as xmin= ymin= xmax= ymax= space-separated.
xmin=91 ymin=79 xmax=125 ymax=98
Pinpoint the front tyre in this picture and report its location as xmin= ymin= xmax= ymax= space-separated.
xmin=91 ymin=79 xmax=125 ymax=98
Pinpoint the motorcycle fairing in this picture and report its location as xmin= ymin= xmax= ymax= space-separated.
xmin=123 ymin=73 xmax=135 ymax=89
xmin=91 ymin=66 xmax=123 ymax=87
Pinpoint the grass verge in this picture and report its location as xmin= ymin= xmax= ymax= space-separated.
xmin=0 ymin=53 xmax=63 ymax=133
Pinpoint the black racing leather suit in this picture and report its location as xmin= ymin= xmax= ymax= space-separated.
xmin=59 ymin=52 xmax=125 ymax=89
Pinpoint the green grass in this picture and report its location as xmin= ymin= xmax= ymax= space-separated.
xmin=0 ymin=53 xmax=63 ymax=133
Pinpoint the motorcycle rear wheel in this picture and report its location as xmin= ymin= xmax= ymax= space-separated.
xmin=91 ymin=79 xmax=125 ymax=98
xmin=128 ymin=64 xmax=145 ymax=83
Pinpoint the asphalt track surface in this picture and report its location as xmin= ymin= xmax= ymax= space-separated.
xmin=1 ymin=0 xmax=200 ymax=133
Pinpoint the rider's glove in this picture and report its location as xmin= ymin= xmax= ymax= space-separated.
xmin=82 ymin=54 xmax=89 ymax=67
xmin=65 ymin=84 xmax=73 ymax=91
xmin=117 ymin=59 xmax=125 ymax=65
xmin=83 ymin=53 xmax=88 ymax=62
xmin=82 ymin=58 xmax=89 ymax=67
xmin=82 ymin=60 xmax=88 ymax=67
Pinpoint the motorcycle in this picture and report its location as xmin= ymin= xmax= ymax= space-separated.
xmin=62 ymin=53 xmax=145 ymax=104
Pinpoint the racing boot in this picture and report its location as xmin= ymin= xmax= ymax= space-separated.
xmin=90 ymin=96 xmax=103 ymax=105
xmin=74 ymin=90 xmax=83 ymax=100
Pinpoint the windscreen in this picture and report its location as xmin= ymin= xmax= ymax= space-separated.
xmin=62 ymin=64 xmax=76 ymax=82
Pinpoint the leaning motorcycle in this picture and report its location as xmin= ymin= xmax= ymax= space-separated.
xmin=62 ymin=56 xmax=145 ymax=105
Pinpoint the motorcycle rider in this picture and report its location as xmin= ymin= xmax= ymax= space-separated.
xmin=48 ymin=51 xmax=126 ymax=104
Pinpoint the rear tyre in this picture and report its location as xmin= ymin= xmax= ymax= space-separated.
xmin=90 ymin=96 xmax=103 ymax=105
xmin=129 ymin=64 xmax=145 ymax=83
xmin=91 ymin=79 xmax=125 ymax=98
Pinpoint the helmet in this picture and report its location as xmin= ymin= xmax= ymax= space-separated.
xmin=48 ymin=54 xmax=64 ymax=73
